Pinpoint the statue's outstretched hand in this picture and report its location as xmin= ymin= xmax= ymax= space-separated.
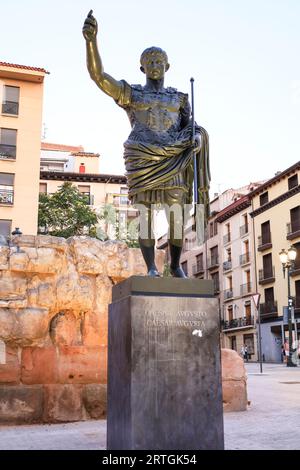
xmin=83 ymin=10 xmax=98 ymax=41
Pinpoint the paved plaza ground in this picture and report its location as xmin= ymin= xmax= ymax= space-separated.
xmin=0 ymin=363 xmax=299 ymax=450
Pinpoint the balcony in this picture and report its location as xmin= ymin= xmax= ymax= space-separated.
xmin=208 ymin=255 xmax=219 ymax=270
xmin=0 ymin=188 xmax=14 ymax=205
xmin=222 ymin=316 xmax=254 ymax=331
xmin=239 ymin=252 xmax=250 ymax=266
xmin=287 ymin=222 xmax=300 ymax=241
xmin=240 ymin=282 xmax=252 ymax=296
xmin=240 ymin=224 xmax=249 ymax=237
xmin=0 ymin=144 xmax=16 ymax=160
xmin=260 ymin=301 xmax=278 ymax=319
xmin=2 ymin=101 xmax=19 ymax=115
xmin=192 ymin=262 xmax=204 ymax=276
xmin=224 ymin=288 xmax=234 ymax=300
xmin=223 ymin=233 xmax=231 ymax=245
xmin=257 ymin=234 xmax=272 ymax=251
xmin=258 ymin=267 xmax=275 ymax=285
xmin=223 ymin=260 xmax=232 ymax=272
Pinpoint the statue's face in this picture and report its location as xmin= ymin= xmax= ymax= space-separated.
xmin=141 ymin=52 xmax=169 ymax=80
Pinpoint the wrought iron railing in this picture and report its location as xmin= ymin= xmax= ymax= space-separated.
xmin=240 ymin=224 xmax=249 ymax=237
xmin=287 ymin=222 xmax=300 ymax=236
xmin=223 ymin=233 xmax=231 ymax=245
xmin=240 ymin=252 xmax=250 ymax=265
xmin=260 ymin=301 xmax=278 ymax=316
xmin=222 ymin=316 xmax=254 ymax=330
xmin=208 ymin=255 xmax=219 ymax=268
xmin=0 ymin=144 xmax=16 ymax=159
xmin=258 ymin=233 xmax=272 ymax=248
xmin=0 ymin=188 xmax=14 ymax=204
xmin=224 ymin=288 xmax=234 ymax=300
xmin=223 ymin=260 xmax=232 ymax=271
xmin=192 ymin=262 xmax=204 ymax=275
xmin=240 ymin=282 xmax=252 ymax=295
xmin=259 ymin=266 xmax=275 ymax=283
xmin=2 ymin=101 xmax=19 ymax=115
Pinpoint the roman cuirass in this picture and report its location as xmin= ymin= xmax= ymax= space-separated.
xmin=127 ymin=86 xmax=183 ymax=133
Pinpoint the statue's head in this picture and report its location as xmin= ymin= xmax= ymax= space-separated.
xmin=140 ymin=47 xmax=170 ymax=79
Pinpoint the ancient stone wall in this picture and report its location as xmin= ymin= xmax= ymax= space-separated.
xmin=0 ymin=235 xmax=164 ymax=423
xmin=0 ymin=235 xmax=247 ymax=424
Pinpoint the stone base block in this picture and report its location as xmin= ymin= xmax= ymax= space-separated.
xmin=107 ymin=276 xmax=224 ymax=450
xmin=0 ymin=385 xmax=43 ymax=423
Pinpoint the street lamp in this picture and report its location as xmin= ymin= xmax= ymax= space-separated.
xmin=279 ymin=246 xmax=297 ymax=367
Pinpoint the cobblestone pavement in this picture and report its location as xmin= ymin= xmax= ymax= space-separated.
xmin=224 ymin=362 xmax=300 ymax=450
xmin=0 ymin=363 xmax=299 ymax=450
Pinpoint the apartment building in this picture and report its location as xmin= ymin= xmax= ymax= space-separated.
xmin=250 ymin=161 xmax=300 ymax=362
xmin=0 ymin=61 xmax=48 ymax=237
xmin=216 ymin=194 xmax=258 ymax=360
xmin=39 ymin=142 xmax=137 ymax=238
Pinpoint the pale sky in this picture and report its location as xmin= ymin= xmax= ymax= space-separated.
xmin=2 ymin=0 xmax=300 ymax=195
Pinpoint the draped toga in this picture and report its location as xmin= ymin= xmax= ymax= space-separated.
xmin=115 ymin=80 xmax=210 ymax=222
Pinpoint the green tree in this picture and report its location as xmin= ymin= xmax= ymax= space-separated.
xmin=38 ymin=182 xmax=98 ymax=238
xmin=98 ymin=203 xmax=139 ymax=247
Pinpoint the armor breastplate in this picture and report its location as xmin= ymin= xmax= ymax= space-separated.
xmin=129 ymin=88 xmax=181 ymax=133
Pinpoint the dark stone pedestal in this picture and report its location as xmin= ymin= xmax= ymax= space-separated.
xmin=107 ymin=276 xmax=224 ymax=450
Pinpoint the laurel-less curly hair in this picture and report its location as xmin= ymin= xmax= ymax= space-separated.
xmin=140 ymin=47 xmax=168 ymax=66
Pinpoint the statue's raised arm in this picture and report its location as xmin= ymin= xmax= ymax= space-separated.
xmin=82 ymin=10 xmax=123 ymax=101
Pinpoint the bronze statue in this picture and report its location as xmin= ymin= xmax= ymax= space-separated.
xmin=83 ymin=10 xmax=210 ymax=278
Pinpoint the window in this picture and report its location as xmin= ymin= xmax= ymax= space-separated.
xmin=245 ymin=303 xmax=251 ymax=320
xmin=262 ymin=253 xmax=273 ymax=278
xmin=0 ymin=173 xmax=14 ymax=204
xmin=209 ymin=222 xmax=214 ymax=238
xmin=214 ymin=221 xmax=218 ymax=236
xmin=211 ymin=272 xmax=219 ymax=293
xmin=227 ymin=305 xmax=233 ymax=322
xmin=2 ymin=85 xmax=20 ymax=115
xmin=261 ymin=220 xmax=271 ymax=244
xmin=0 ymin=128 xmax=17 ymax=159
xmin=230 ymin=336 xmax=237 ymax=351
xmin=288 ymin=174 xmax=298 ymax=190
xmin=259 ymin=192 xmax=269 ymax=206
xmin=120 ymin=187 xmax=128 ymax=205
xmin=196 ymin=253 xmax=203 ymax=270
xmin=181 ymin=261 xmax=188 ymax=276
xmin=240 ymin=213 xmax=249 ymax=236
xmin=39 ymin=183 xmax=47 ymax=194
xmin=78 ymin=185 xmax=90 ymax=194
xmin=264 ymin=287 xmax=275 ymax=304
xmin=78 ymin=185 xmax=92 ymax=205
xmin=290 ymin=206 xmax=300 ymax=233
xmin=210 ymin=246 xmax=218 ymax=265
xmin=224 ymin=223 xmax=231 ymax=244
xmin=0 ymin=219 xmax=12 ymax=238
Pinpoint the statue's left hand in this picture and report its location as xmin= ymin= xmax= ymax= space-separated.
xmin=194 ymin=135 xmax=202 ymax=152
